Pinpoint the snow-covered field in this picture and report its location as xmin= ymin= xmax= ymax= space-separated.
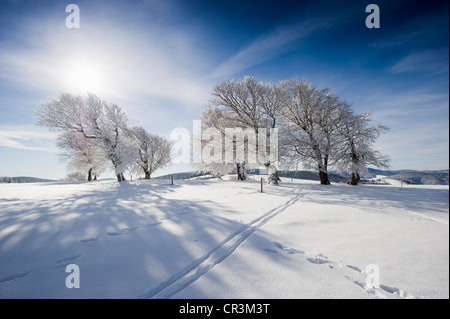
xmin=0 ymin=176 xmax=448 ymax=299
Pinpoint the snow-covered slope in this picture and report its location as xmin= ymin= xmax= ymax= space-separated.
xmin=0 ymin=178 xmax=448 ymax=299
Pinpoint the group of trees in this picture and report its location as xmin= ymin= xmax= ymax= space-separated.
xmin=36 ymin=76 xmax=389 ymax=186
xmin=195 ymin=76 xmax=390 ymax=185
xmin=36 ymin=93 xmax=172 ymax=182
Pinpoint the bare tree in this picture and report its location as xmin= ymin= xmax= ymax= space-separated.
xmin=335 ymin=110 xmax=390 ymax=185
xmin=130 ymin=127 xmax=172 ymax=179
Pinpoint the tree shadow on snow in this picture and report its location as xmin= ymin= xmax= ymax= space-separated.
xmin=0 ymin=180 xmax=259 ymax=298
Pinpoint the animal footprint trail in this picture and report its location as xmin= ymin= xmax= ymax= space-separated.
xmin=0 ymin=271 xmax=32 ymax=283
xmin=271 ymin=240 xmax=416 ymax=299
xmin=306 ymin=257 xmax=331 ymax=265
xmin=263 ymin=248 xmax=278 ymax=255
xmin=106 ymin=231 xmax=122 ymax=236
xmin=1 ymin=254 xmax=82 ymax=285
xmin=273 ymin=242 xmax=304 ymax=255
xmin=80 ymin=237 xmax=98 ymax=243
xmin=121 ymin=226 xmax=140 ymax=232
xmin=346 ymin=264 xmax=362 ymax=272
xmin=355 ymin=281 xmax=415 ymax=299
xmin=344 ymin=272 xmax=416 ymax=299
xmin=55 ymin=254 xmax=82 ymax=267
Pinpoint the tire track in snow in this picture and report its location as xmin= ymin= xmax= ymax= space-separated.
xmin=138 ymin=190 xmax=304 ymax=299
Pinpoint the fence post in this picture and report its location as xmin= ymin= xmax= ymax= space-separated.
xmin=171 ymin=175 xmax=174 ymax=185
xmin=261 ymin=178 xmax=263 ymax=193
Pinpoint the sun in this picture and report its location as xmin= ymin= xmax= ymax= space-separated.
xmin=64 ymin=61 xmax=104 ymax=94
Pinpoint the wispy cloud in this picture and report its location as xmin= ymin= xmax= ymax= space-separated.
xmin=208 ymin=1 xmax=366 ymax=80
xmin=376 ymin=122 xmax=449 ymax=170
xmin=210 ymin=18 xmax=331 ymax=78
xmin=366 ymin=91 xmax=449 ymax=121
xmin=390 ymin=49 xmax=449 ymax=75
xmin=370 ymin=30 xmax=427 ymax=49
xmin=0 ymin=125 xmax=58 ymax=152
xmin=209 ymin=1 xmax=368 ymax=79
xmin=370 ymin=4 xmax=448 ymax=50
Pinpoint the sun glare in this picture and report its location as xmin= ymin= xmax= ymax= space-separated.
xmin=64 ymin=61 xmax=104 ymax=94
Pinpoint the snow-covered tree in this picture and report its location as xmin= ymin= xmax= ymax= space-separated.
xmin=193 ymin=106 xmax=235 ymax=179
xmin=281 ymin=79 xmax=344 ymax=185
xmin=36 ymin=93 xmax=103 ymax=139
xmin=61 ymin=172 xmax=86 ymax=182
xmin=130 ymin=126 xmax=172 ymax=179
xmin=335 ymin=110 xmax=390 ymax=185
xmin=36 ymin=93 xmax=134 ymax=182
xmin=280 ymin=79 xmax=390 ymax=185
xmin=210 ymin=76 xmax=283 ymax=184
xmin=57 ymin=130 xmax=107 ymax=181
xmin=98 ymin=103 xmax=135 ymax=182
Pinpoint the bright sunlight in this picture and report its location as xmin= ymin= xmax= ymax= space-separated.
xmin=64 ymin=60 xmax=104 ymax=94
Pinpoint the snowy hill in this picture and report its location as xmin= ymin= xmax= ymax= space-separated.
xmin=365 ymin=169 xmax=449 ymax=185
xmin=0 ymin=178 xmax=448 ymax=299
xmin=367 ymin=168 xmax=449 ymax=176
xmin=387 ymin=172 xmax=449 ymax=185
xmin=0 ymin=176 xmax=55 ymax=183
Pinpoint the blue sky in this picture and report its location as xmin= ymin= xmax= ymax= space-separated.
xmin=0 ymin=0 xmax=448 ymax=179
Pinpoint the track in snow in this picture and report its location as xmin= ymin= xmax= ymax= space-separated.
xmin=138 ymin=189 xmax=303 ymax=299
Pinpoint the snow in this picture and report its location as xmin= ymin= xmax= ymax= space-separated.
xmin=0 ymin=177 xmax=448 ymax=299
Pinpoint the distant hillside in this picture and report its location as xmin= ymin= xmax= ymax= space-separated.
xmin=0 ymin=176 xmax=55 ymax=183
xmin=388 ymin=172 xmax=449 ymax=185
xmin=365 ymin=168 xmax=415 ymax=177
xmin=366 ymin=168 xmax=449 ymax=177
xmin=364 ymin=168 xmax=449 ymax=185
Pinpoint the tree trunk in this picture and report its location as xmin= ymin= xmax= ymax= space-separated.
xmin=274 ymin=169 xmax=281 ymax=182
xmin=116 ymin=173 xmax=126 ymax=182
xmin=265 ymin=163 xmax=279 ymax=185
xmin=348 ymin=172 xmax=360 ymax=185
xmin=319 ymin=170 xmax=331 ymax=185
xmin=269 ymin=173 xmax=279 ymax=185
xmin=236 ymin=163 xmax=246 ymax=180
xmin=144 ymin=170 xmax=151 ymax=179
xmin=88 ymin=168 xmax=93 ymax=181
